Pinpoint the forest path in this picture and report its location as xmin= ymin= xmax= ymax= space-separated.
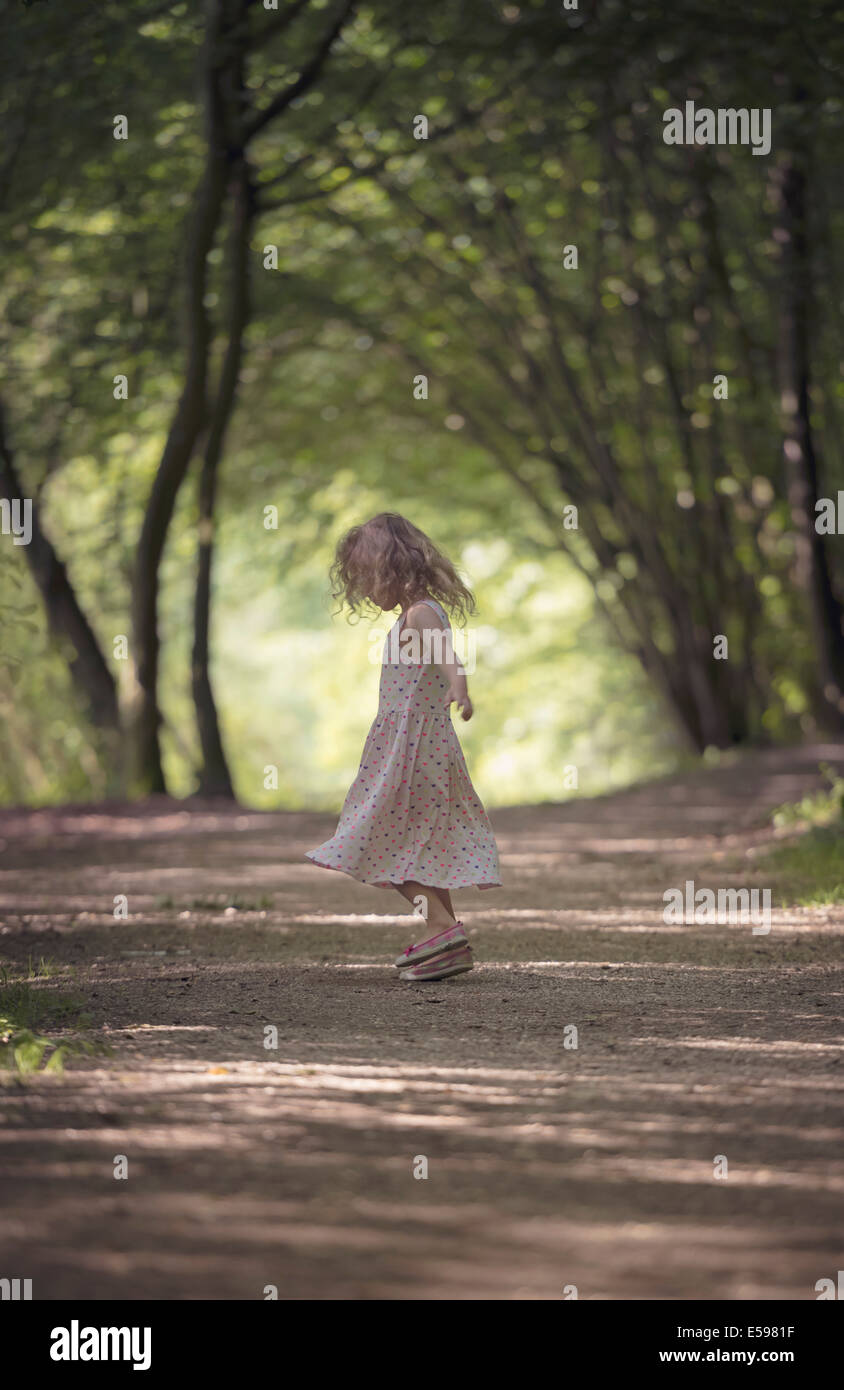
xmin=1 ymin=743 xmax=843 ymax=1300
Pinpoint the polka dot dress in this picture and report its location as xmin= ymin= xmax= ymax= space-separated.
xmin=306 ymin=599 xmax=501 ymax=890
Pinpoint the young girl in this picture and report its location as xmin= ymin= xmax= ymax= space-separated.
xmin=306 ymin=513 xmax=501 ymax=982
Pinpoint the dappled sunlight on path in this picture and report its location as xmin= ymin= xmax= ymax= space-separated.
xmin=0 ymin=745 xmax=842 ymax=1298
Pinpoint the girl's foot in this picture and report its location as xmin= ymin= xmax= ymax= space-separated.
xmin=394 ymin=921 xmax=467 ymax=969
xmin=400 ymin=944 xmax=474 ymax=982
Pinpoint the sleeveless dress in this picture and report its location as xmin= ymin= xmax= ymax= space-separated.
xmin=306 ymin=599 xmax=501 ymax=889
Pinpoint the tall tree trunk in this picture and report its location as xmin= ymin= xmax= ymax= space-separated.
xmin=130 ymin=0 xmax=355 ymax=797
xmin=191 ymin=157 xmax=253 ymax=799
xmin=0 ymin=398 xmax=122 ymax=783
xmin=777 ymin=94 xmax=844 ymax=730
xmin=129 ymin=0 xmax=243 ymax=795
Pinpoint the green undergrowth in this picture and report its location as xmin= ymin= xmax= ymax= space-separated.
xmin=765 ymin=769 xmax=844 ymax=906
xmin=0 ymin=957 xmax=107 ymax=1075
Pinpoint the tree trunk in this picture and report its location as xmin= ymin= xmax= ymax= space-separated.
xmin=130 ymin=0 xmax=354 ymax=797
xmin=191 ymin=155 xmax=253 ymax=800
xmin=129 ymin=0 xmax=243 ymax=795
xmin=777 ymin=96 xmax=844 ymax=730
xmin=0 ymin=398 xmax=122 ymax=781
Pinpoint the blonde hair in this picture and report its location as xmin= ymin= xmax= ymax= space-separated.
xmin=330 ymin=513 xmax=476 ymax=623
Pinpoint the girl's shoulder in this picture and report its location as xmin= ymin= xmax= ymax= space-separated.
xmin=404 ymin=597 xmax=449 ymax=627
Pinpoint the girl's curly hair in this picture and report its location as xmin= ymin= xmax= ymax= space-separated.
xmin=330 ymin=513 xmax=476 ymax=623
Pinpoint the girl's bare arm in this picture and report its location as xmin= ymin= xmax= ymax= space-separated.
xmin=404 ymin=604 xmax=473 ymax=721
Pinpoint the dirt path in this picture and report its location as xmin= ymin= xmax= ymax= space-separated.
xmin=1 ymin=744 xmax=843 ymax=1300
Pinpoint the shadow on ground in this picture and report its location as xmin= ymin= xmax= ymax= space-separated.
xmin=0 ymin=744 xmax=842 ymax=1299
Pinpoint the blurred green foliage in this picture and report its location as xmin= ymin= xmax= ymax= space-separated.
xmin=1 ymin=481 xmax=677 ymax=805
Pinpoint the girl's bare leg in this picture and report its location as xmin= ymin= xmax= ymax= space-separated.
xmin=394 ymin=881 xmax=456 ymax=931
xmin=431 ymin=886 xmax=456 ymax=919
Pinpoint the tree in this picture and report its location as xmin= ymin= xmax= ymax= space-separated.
xmin=130 ymin=0 xmax=359 ymax=794
xmin=249 ymin=0 xmax=844 ymax=749
xmin=775 ymin=83 xmax=844 ymax=732
xmin=0 ymin=398 xmax=120 ymax=755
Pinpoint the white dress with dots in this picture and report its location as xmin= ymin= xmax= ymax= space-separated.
xmin=306 ymin=599 xmax=501 ymax=889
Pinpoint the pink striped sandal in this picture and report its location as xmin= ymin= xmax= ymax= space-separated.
xmin=401 ymin=944 xmax=474 ymax=982
xmin=394 ymin=921 xmax=468 ymax=970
